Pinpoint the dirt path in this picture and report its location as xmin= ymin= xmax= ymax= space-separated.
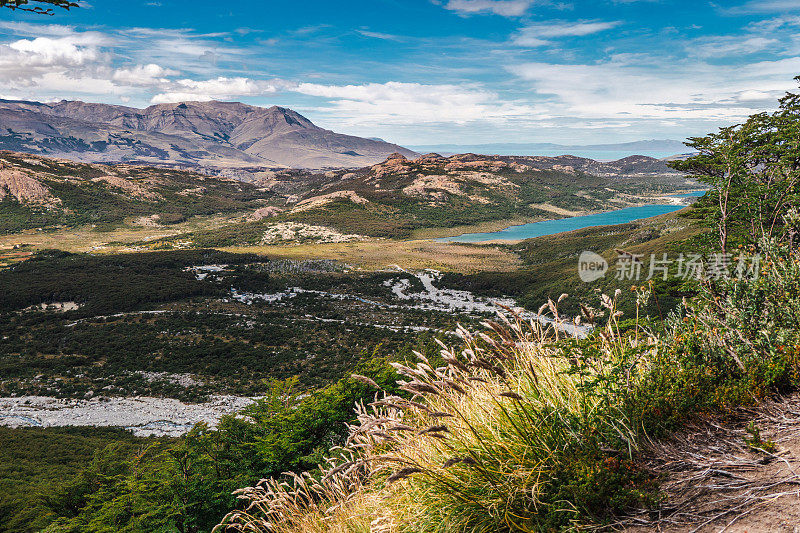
xmin=624 ymin=394 xmax=800 ymax=532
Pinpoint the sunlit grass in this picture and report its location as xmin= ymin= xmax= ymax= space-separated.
xmin=217 ymin=242 xmax=800 ymax=533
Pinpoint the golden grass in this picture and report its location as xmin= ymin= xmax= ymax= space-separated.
xmin=219 ymin=296 xmax=651 ymax=533
xmin=0 ymin=213 xmax=239 ymax=254
xmin=222 ymin=239 xmax=522 ymax=273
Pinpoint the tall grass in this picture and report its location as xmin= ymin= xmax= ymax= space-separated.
xmin=217 ymin=242 xmax=800 ymax=533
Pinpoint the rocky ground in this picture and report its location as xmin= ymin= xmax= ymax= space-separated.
xmin=0 ymin=395 xmax=254 ymax=437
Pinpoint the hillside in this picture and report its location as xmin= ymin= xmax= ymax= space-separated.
xmin=0 ymin=150 xmax=277 ymax=233
xmin=214 ymin=151 xmax=693 ymax=242
xmin=0 ymin=150 xmax=694 ymax=241
xmin=0 ymin=99 xmax=417 ymax=169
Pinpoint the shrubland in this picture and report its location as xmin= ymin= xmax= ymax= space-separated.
xmin=3 ymin=81 xmax=800 ymax=533
xmin=0 ymin=251 xmax=453 ymax=400
xmin=214 ymin=83 xmax=800 ymax=532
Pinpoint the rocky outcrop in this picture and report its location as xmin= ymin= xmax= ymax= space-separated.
xmin=0 ymin=164 xmax=58 ymax=206
xmin=91 ymin=175 xmax=163 ymax=201
xmin=248 ymin=206 xmax=284 ymax=221
xmin=292 ymin=190 xmax=369 ymax=212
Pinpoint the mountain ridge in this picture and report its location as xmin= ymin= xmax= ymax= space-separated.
xmin=0 ymin=99 xmax=418 ymax=170
xmin=0 ymin=149 xmax=692 ymax=239
xmin=408 ymin=139 xmax=692 ymax=158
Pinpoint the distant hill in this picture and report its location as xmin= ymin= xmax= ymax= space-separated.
xmin=0 ymin=150 xmax=276 ymax=233
xmin=209 ymin=151 xmax=693 ymax=242
xmin=409 ymin=139 xmax=692 ymax=159
xmin=0 ymin=99 xmax=417 ymax=169
xmin=0 ymin=150 xmax=692 ymax=239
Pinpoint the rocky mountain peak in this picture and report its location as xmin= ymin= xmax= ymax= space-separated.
xmin=0 ymin=98 xmax=418 ymax=169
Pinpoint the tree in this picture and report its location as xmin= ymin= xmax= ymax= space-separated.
xmin=672 ymin=77 xmax=800 ymax=250
xmin=1 ymin=0 xmax=78 ymax=15
xmin=672 ymin=126 xmax=745 ymax=254
xmin=41 ymin=360 xmax=401 ymax=532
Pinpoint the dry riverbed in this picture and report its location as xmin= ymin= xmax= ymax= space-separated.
xmin=0 ymin=395 xmax=254 ymax=437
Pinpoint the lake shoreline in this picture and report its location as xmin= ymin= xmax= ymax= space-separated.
xmin=439 ymin=191 xmax=705 ymax=244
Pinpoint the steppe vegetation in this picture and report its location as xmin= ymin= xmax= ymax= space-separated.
xmin=211 ymin=84 xmax=800 ymax=532
xmin=2 ymin=84 xmax=798 ymax=533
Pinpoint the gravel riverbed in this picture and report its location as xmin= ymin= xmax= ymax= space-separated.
xmin=0 ymin=395 xmax=255 ymax=437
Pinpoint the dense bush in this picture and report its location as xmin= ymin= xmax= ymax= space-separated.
xmin=0 ymin=249 xmax=261 ymax=314
xmin=0 ymin=427 xmax=148 ymax=533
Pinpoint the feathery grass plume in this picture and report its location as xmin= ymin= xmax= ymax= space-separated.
xmin=349 ymin=303 xmax=647 ymax=532
xmin=387 ymin=467 xmax=423 ymax=483
xmin=217 ymin=297 xmax=660 ymax=532
xmin=350 ymin=374 xmax=380 ymax=389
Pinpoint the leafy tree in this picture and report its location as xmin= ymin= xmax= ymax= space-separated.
xmin=0 ymin=0 xmax=78 ymax=15
xmin=672 ymin=77 xmax=800 ymax=251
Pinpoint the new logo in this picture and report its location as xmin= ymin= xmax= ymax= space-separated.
xmin=578 ymin=251 xmax=608 ymax=282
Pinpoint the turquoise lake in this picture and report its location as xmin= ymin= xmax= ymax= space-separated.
xmin=438 ymin=194 xmax=705 ymax=243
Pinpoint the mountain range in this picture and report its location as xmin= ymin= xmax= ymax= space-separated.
xmin=408 ymin=140 xmax=692 ymax=159
xmin=0 ymin=99 xmax=417 ymax=169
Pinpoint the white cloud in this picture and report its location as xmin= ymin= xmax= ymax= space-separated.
xmin=356 ymin=30 xmax=403 ymax=41
xmin=506 ymin=56 xmax=800 ymax=122
xmin=150 ymin=92 xmax=216 ymax=103
xmin=7 ymin=34 xmax=106 ymax=68
xmin=112 ymin=64 xmax=178 ymax=86
xmin=34 ymin=71 xmax=119 ymax=94
xmin=0 ymin=33 xmax=114 ymax=93
xmin=0 ymin=24 xmax=265 ymax=102
xmin=512 ymin=20 xmax=621 ymax=46
xmin=0 ymin=29 xmax=183 ymax=99
xmin=727 ymin=0 xmax=800 ymax=13
xmin=746 ymin=15 xmax=800 ymax=32
xmin=443 ymin=0 xmax=534 ymax=17
xmin=151 ymin=76 xmax=276 ymax=103
xmin=113 ymin=27 xmax=249 ymax=75
xmin=691 ymin=36 xmax=777 ymax=58
xmin=293 ymin=81 xmax=545 ymax=125
xmin=527 ymin=20 xmax=621 ymax=38
xmin=0 ymin=21 xmax=80 ymax=37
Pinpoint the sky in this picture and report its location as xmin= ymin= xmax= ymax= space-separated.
xmin=1 ymin=0 xmax=800 ymax=146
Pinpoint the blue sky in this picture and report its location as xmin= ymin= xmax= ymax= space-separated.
xmin=1 ymin=0 xmax=800 ymax=145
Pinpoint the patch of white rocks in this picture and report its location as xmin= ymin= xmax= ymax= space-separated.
xmin=0 ymin=395 xmax=255 ymax=437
